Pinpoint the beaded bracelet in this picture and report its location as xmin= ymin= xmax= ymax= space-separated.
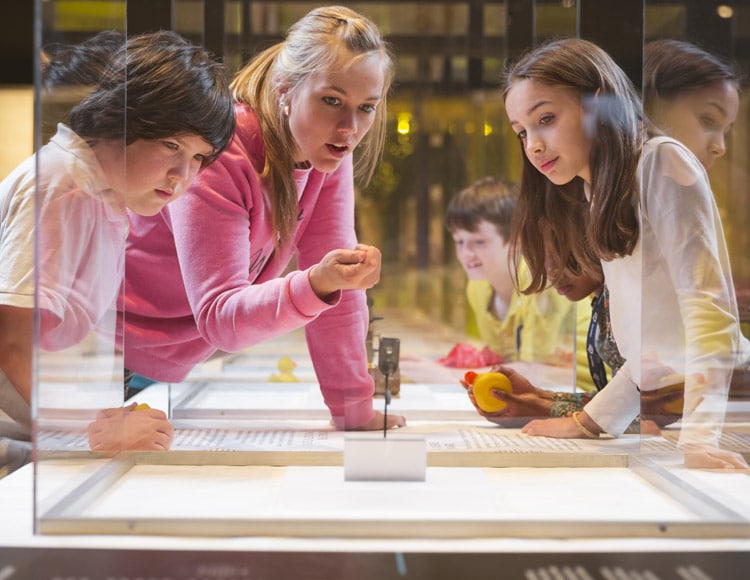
xmin=571 ymin=411 xmax=600 ymax=439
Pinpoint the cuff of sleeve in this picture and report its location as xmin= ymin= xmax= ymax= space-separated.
xmin=329 ymin=397 xmax=376 ymax=430
xmin=288 ymin=268 xmax=341 ymax=317
xmin=583 ymin=375 xmax=641 ymax=438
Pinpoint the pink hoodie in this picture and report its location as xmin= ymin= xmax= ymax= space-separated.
xmin=122 ymin=104 xmax=375 ymax=428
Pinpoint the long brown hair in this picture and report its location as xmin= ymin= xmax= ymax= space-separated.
xmin=501 ymin=37 xmax=643 ymax=293
xmin=230 ymin=5 xmax=394 ymax=246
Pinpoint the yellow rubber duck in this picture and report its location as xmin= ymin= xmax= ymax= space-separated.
xmin=464 ymin=371 xmax=512 ymax=413
xmin=269 ymin=356 xmax=300 ymax=382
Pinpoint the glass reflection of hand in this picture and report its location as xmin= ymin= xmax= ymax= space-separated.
xmin=683 ymin=444 xmax=749 ymax=470
xmin=86 ymin=402 xmax=173 ymax=454
xmin=640 ymin=384 xmax=688 ymax=427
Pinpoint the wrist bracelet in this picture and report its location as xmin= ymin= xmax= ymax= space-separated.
xmin=571 ymin=411 xmax=600 ymax=439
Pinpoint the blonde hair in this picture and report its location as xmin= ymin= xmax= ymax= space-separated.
xmin=230 ymin=5 xmax=394 ymax=246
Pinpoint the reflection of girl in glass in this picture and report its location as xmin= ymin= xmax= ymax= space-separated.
xmin=644 ymin=39 xmax=740 ymax=172
xmin=0 ymin=31 xmax=234 ymax=463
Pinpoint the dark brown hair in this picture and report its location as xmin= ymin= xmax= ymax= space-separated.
xmin=444 ymin=176 xmax=519 ymax=242
xmin=69 ymin=30 xmax=235 ymax=167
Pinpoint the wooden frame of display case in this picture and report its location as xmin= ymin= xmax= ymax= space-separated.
xmin=37 ymin=449 xmax=750 ymax=539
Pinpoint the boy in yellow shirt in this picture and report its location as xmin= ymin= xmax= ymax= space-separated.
xmin=445 ymin=176 xmax=595 ymax=390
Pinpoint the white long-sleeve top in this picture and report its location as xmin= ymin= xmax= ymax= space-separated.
xmin=585 ymin=136 xmax=742 ymax=448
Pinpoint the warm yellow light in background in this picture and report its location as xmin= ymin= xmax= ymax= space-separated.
xmin=397 ymin=112 xmax=412 ymax=135
xmin=717 ymin=5 xmax=734 ymax=19
xmin=53 ymin=1 xmax=125 ymax=31
xmin=0 ymin=88 xmax=33 ymax=177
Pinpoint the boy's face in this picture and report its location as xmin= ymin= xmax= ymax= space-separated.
xmin=451 ymin=220 xmax=510 ymax=282
xmin=106 ymin=134 xmax=215 ymax=216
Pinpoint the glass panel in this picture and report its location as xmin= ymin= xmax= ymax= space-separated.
xmin=31 ymin=0 xmax=127 ymax=530
xmin=30 ymin=1 xmax=128 ymax=524
xmin=30 ymin=0 xmax=238 ymax=530
xmin=20 ymin=0 xmax=749 ymax=546
xmin=642 ymin=0 xmax=750 ymax=487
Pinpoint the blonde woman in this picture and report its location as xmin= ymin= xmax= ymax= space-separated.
xmin=123 ymin=6 xmax=405 ymax=431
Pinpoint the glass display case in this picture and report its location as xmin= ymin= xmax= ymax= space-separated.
xmin=21 ymin=0 xmax=750 ymax=557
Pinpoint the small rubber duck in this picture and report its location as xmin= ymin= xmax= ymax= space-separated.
xmin=269 ymin=356 xmax=300 ymax=382
xmin=464 ymin=371 xmax=511 ymax=412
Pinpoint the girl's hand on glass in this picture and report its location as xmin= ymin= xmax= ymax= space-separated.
xmin=86 ymin=402 xmax=174 ymax=454
xmin=521 ymin=416 xmax=581 ymax=438
xmin=522 ymin=412 xmax=602 ymax=439
xmin=349 ymin=409 xmax=406 ymax=431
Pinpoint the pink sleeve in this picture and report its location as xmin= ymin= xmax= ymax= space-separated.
xmin=169 ymin=112 xmax=374 ymax=428
xmin=296 ymin=161 xmax=375 ymax=429
xmin=169 ymin=141 xmax=332 ymax=352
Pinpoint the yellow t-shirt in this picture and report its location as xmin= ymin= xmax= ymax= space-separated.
xmin=465 ymin=264 xmax=569 ymax=360
xmin=466 ymin=268 xmax=598 ymax=393
xmin=467 ymin=278 xmax=518 ymax=360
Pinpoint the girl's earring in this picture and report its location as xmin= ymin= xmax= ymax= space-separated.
xmin=283 ymin=104 xmax=290 ymax=116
